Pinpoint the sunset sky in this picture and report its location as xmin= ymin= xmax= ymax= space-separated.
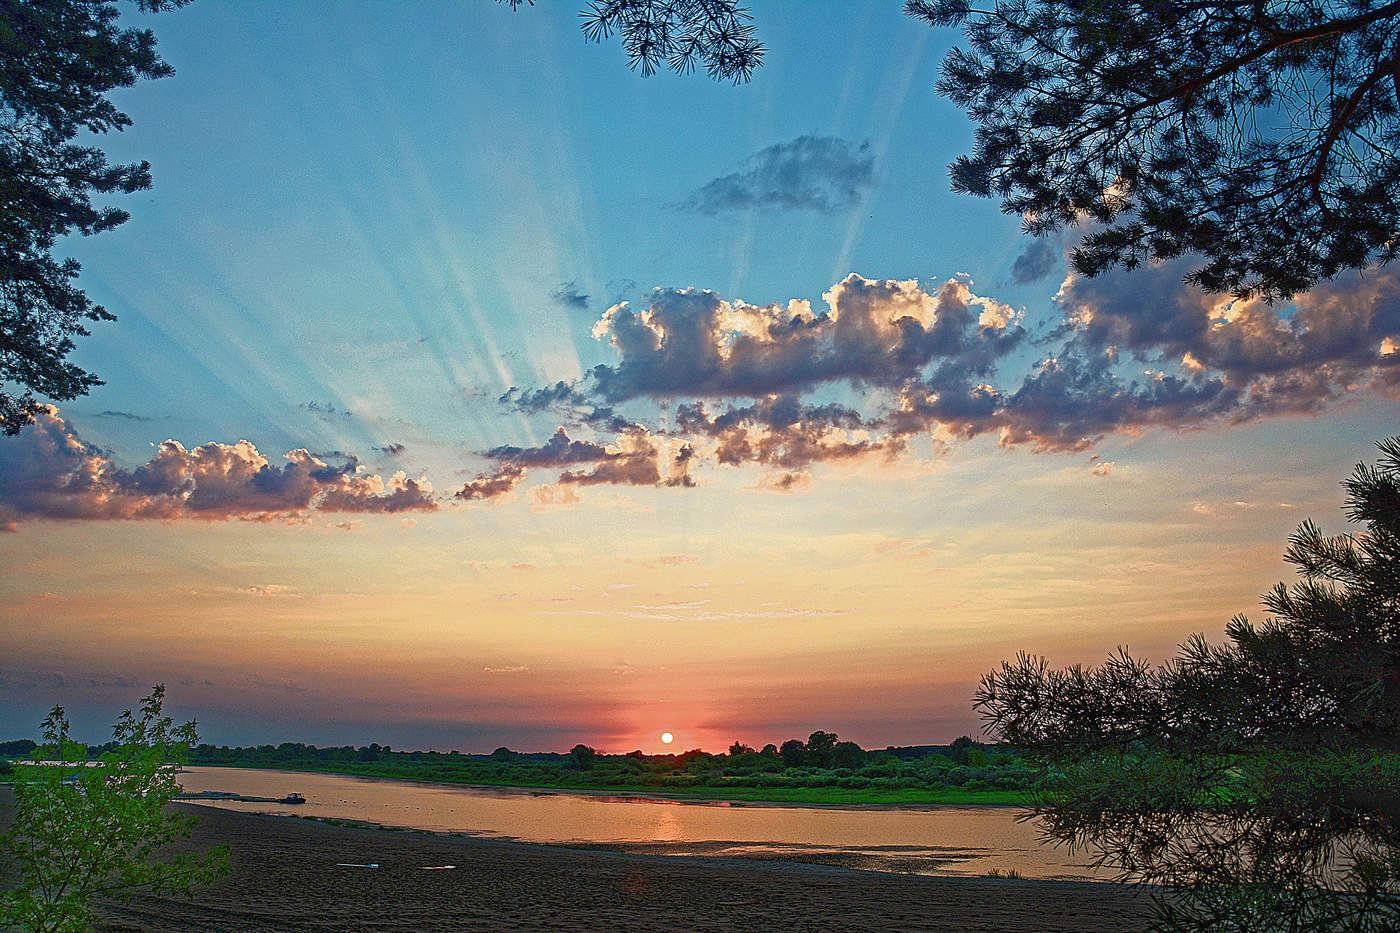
xmin=2 ymin=0 xmax=1397 ymax=754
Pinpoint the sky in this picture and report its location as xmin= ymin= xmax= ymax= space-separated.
xmin=2 ymin=0 xmax=1397 ymax=754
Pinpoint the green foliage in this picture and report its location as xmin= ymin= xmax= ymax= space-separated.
xmin=567 ymin=743 xmax=597 ymax=770
xmin=977 ymin=438 xmax=1400 ymax=931
xmin=0 ymin=685 xmax=229 ymax=932
xmin=0 ymin=0 xmax=189 ymax=434
xmin=911 ymin=0 xmax=1400 ymax=300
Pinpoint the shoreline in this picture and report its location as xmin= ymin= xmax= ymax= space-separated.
xmin=2 ymin=793 xmax=1153 ymax=931
xmin=179 ymin=763 xmax=1027 ymax=810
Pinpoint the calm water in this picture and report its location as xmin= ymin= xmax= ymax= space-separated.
xmin=177 ymin=766 xmax=1106 ymax=880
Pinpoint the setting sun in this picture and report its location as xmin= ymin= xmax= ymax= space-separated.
xmin=660 ymin=732 xmax=674 ymax=745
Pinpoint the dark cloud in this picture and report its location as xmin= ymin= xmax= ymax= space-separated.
xmin=676 ymin=135 xmax=874 ymax=215
xmin=376 ymin=443 xmax=407 ymax=456
xmin=478 ymin=424 xmax=690 ymax=490
xmin=0 ymin=409 xmax=437 ymax=525
xmin=455 ymin=464 xmax=525 ymax=501
xmin=1009 ymin=238 xmax=1058 ymax=284
xmin=486 ymin=428 xmax=610 ymax=466
xmin=550 ymin=280 xmax=589 ymax=310
xmin=499 ymin=381 xmax=589 ymax=411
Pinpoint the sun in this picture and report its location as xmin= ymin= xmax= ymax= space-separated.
xmin=659 ymin=731 xmax=674 ymax=745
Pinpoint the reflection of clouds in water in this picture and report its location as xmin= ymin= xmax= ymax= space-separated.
xmin=650 ymin=807 xmax=683 ymax=844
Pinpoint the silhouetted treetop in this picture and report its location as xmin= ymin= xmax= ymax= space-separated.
xmin=978 ymin=438 xmax=1400 ymax=755
xmin=910 ymin=0 xmax=1400 ymax=300
xmin=502 ymin=0 xmax=764 ymax=83
xmin=0 ymin=0 xmax=189 ymax=435
xmin=973 ymin=438 xmax=1400 ymax=930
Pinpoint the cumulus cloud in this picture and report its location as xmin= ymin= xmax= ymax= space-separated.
xmin=676 ymin=135 xmax=874 ymax=215
xmin=0 ymin=409 xmax=437 ymax=525
xmin=1059 ymin=260 xmax=1400 ymax=417
xmin=676 ymin=395 xmax=891 ymax=469
xmin=555 ymin=429 xmax=665 ymax=487
xmin=503 ymin=262 xmax=1398 ymax=468
xmin=586 ymin=274 xmax=1024 ymax=402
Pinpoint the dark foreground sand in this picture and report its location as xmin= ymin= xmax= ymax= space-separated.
xmin=1 ymin=797 xmax=1156 ymax=932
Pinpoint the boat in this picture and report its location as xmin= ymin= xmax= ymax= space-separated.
xmin=278 ymin=792 xmax=306 ymax=804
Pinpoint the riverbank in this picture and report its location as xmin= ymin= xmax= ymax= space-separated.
xmin=179 ymin=760 xmax=1032 ymax=807
xmin=0 ymin=797 xmax=1156 ymax=932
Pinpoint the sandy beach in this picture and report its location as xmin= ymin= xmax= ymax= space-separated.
xmin=1 ymin=795 xmax=1156 ymax=931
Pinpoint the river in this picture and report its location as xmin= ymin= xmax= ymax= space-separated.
xmin=176 ymin=766 xmax=1107 ymax=880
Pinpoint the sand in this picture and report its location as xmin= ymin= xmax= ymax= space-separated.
xmin=1 ymin=796 xmax=1157 ymax=931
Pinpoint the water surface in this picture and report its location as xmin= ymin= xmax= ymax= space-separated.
xmin=178 ymin=766 xmax=1106 ymax=880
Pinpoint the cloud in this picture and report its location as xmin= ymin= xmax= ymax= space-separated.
xmin=676 ymin=395 xmax=892 ymax=469
xmin=550 ymin=280 xmax=589 ymax=310
xmin=299 ymin=400 xmax=353 ymax=420
xmin=586 ymin=274 xmax=1024 ymax=403
xmin=499 ymin=381 xmax=589 ymax=412
xmin=556 ymin=430 xmax=664 ymax=487
xmin=676 ymin=135 xmax=874 ymax=215
xmin=376 ymin=442 xmax=406 ymax=456
xmin=486 ymin=428 xmax=610 ymax=466
xmin=480 ymin=426 xmax=693 ymax=491
xmin=456 ymin=463 xmax=525 ymax=501
xmin=1059 ymin=261 xmax=1400 ymax=419
xmin=530 ymin=483 xmax=581 ymax=508
xmin=753 ymin=470 xmax=811 ymax=493
xmin=97 ymin=410 xmax=158 ymax=422
xmin=1009 ymin=238 xmax=1058 ymax=284
xmin=0 ymin=409 xmax=437 ymax=525
xmin=502 ymin=262 xmax=1399 ymax=466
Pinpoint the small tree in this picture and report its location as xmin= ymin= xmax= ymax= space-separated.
xmin=976 ymin=438 xmax=1400 ymax=931
xmin=567 ymin=743 xmax=597 ymax=770
xmin=777 ymin=738 xmax=806 ymax=768
xmin=0 ymin=685 xmax=229 ymax=932
xmin=805 ymin=730 xmax=839 ymax=768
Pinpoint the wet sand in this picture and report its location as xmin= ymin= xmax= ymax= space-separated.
xmin=1 ymin=796 xmax=1156 ymax=931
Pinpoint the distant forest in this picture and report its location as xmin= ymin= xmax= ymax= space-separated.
xmin=194 ymin=732 xmax=1044 ymax=803
xmin=2 ymin=731 xmax=1048 ymax=804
